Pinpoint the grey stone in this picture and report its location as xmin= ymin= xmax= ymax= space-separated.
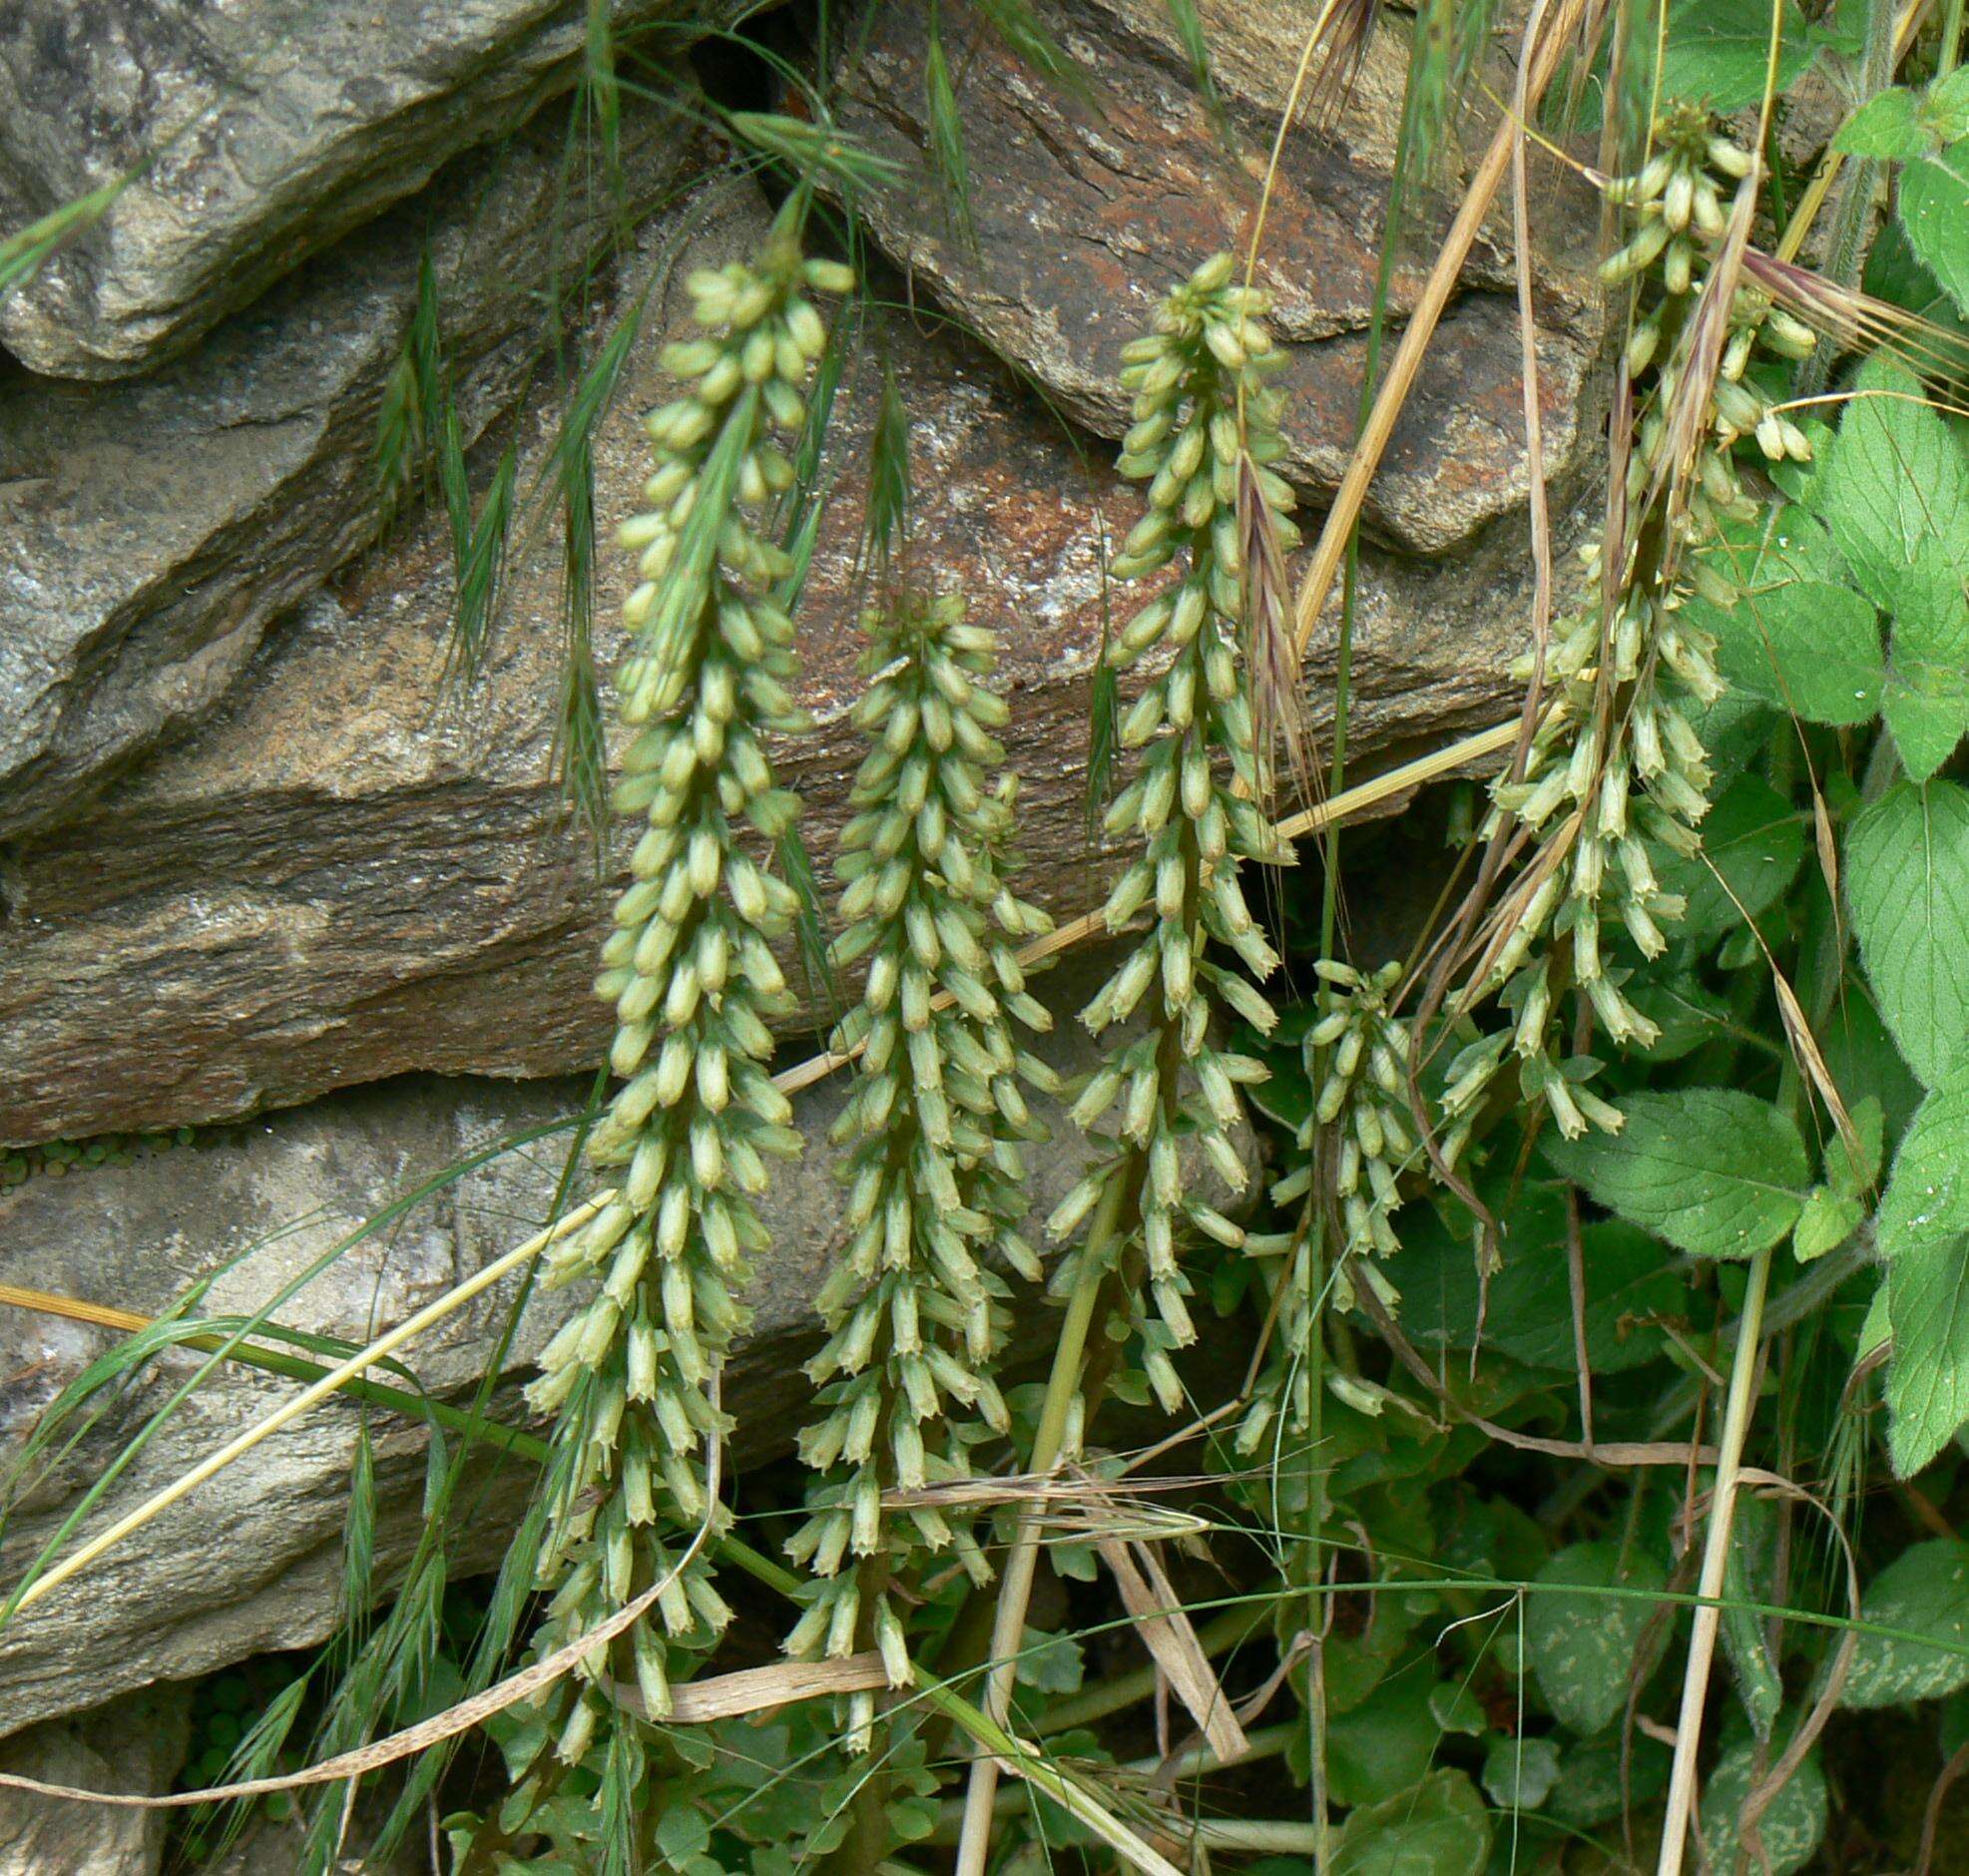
xmin=0 ymin=89 xmax=698 ymax=839
xmin=0 ymin=947 xmax=1246 ymax=1736
xmin=0 ymin=1 xmax=724 ymax=379
xmin=0 ymin=181 xmax=1583 ymax=1149
xmin=0 ymin=1685 xmax=190 ymax=1874
xmin=823 ymin=0 xmax=1607 ymax=556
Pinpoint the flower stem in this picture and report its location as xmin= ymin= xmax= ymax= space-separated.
xmin=1655 ymin=1240 xmax=1774 ymax=1876
xmin=950 ymin=1181 xmax=1120 ymax=1875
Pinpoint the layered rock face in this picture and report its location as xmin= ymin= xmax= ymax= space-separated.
xmin=0 ymin=0 xmax=729 ymax=378
xmin=0 ymin=955 xmax=1198 ymax=1736
xmin=0 ymin=0 xmax=1602 ymax=1752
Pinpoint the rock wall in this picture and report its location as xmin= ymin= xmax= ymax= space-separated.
xmin=0 ymin=0 xmax=1603 ymax=1747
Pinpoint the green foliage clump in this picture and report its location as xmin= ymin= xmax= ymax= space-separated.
xmin=30 ymin=12 xmax=1969 ymax=1875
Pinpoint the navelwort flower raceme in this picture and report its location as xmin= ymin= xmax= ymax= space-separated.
xmin=516 ymin=204 xmax=850 ymax=1763
xmin=1440 ymin=108 xmax=1811 ymax=1144
xmin=1045 ymin=252 xmax=1294 ymax=1417
xmin=1602 ymin=105 xmax=1814 ymax=563
xmin=1241 ymin=961 xmax=1433 ymax=1453
xmin=781 ymin=590 xmax=1059 ymax=1751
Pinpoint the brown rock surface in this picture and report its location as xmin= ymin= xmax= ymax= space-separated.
xmin=0 ymin=92 xmax=695 ymax=840
xmin=0 ymin=183 xmax=1571 ymax=1149
xmin=0 ymin=946 xmax=1244 ymax=1735
xmin=0 ymin=1685 xmax=190 ymax=1873
xmin=824 ymin=0 xmax=1604 ymax=555
xmin=0 ymin=0 xmax=725 ymax=378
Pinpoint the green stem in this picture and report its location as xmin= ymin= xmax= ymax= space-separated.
xmin=1941 ymin=0 xmax=1964 ymax=77
xmin=1798 ymin=0 xmax=1896 ymax=398
xmin=924 ymin=1679 xmax=1177 ymax=1875
xmin=932 ymin=1724 xmax=1295 ymax=1838
xmin=1655 ymin=1243 xmax=1775 ymax=1876
xmin=951 ymin=1178 xmax=1121 ymax=1876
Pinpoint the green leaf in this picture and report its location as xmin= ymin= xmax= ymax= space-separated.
xmin=1816 ymin=356 xmax=1969 ymax=615
xmin=1330 ymin=1769 xmax=1491 ymax=1876
xmin=1887 ymin=1231 xmax=1969 ymax=1476
xmin=1480 ymin=1734 xmax=1560 ymax=1811
xmin=1879 ymin=541 xmax=1969 ymax=779
xmin=1874 ymin=1061 xmax=1969 ymax=1473
xmin=1722 ymin=1507 xmax=1784 ymax=1738
xmin=1928 ymin=70 xmax=1969 ymax=144
xmin=1793 ymin=1186 xmax=1863 ymax=1261
xmin=655 ymin=1803 xmax=712 ymax=1865
xmin=1629 ymin=972 xmax=1739 ymax=1064
xmin=886 ymin=1794 xmax=939 ymax=1842
xmin=1902 ymin=139 xmax=1969 ymax=317
xmin=1428 ymin=1682 xmax=1486 ymax=1736
xmin=1660 ymin=0 xmax=1819 ymax=111
xmin=1844 ymin=781 xmax=1969 ymax=1087
xmin=1656 ymin=772 xmax=1806 ymax=936
xmin=1389 ymin=1190 xmax=1679 ymax=1374
xmin=1829 ymin=1096 xmax=1888 ymax=1194
xmin=1326 ymin=1670 xmax=1442 ymax=1808
xmin=1866 ymin=214 xmax=1969 ymax=348
xmin=1699 ymin=1739 xmax=1826 ymax=1876
xmin=1841 ymin=1540 xmax=1969 ymax=1706
xmin=1832 ymin=86 xmax=1923 ymax=159
xmin=1713 ymin=578 xmax=1884 ymax=724
xmin=1525 ymin=1542 xmax=1669 ymax=1736
xmin=1878 ymin=1059 xmax=1969 ymax=1255
xmin=1823 ymin=980 xmax=1926 ymax=1138
xmin=1015 ymin=1625 xmax=1084 ymax=1693
xmin=1543 ymin=1732 xmax=1670 ymax=1829
xmin=1794 ymin=1097 xmax=1884 ymax=1260
xmin=1546 ymin=1091 xmax=1807 ymax=1260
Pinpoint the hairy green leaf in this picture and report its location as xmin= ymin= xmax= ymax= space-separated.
xmin=1879 ymin=540 xmax=1969 ymax=778
xmin=1886 ymin=1234 xmax=1969 ymax=1476
xmin=1659 ymin=0 xmax=1820 ymax=111
xmin=1902 ymin=139 xmax=1969 ymax=317
xmin=1546 ymin=1091 xmax=1807 ymax=1259
xmin=1525 ymin=1541 xmax=1669 ymax=1736
xmin=1845 ymin=780 xmax=1969 ymax=1087
xmin=1714 ymin=578 xmax=1883 ymax=724
xmin=1874 ymin=1050 xmax=1969 ymax=1472
xmin=1841 ymin=1540 xmax=1969 ymax=1705
xmin=1833 ymin=86 xmax=1924 ymax=159
xmin=1657 ymin=771 xmax=1806 ymax=937
xmin=1817 ymin=356 xmax=1969 ymax=615
xmin=1795 ymin=1187 xmax=1863 ymax=1260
